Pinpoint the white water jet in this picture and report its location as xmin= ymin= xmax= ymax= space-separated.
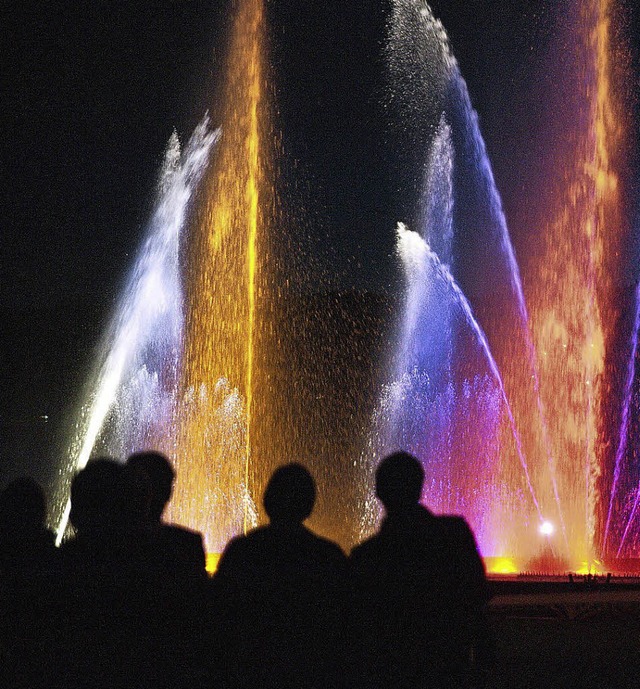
xmin=54 ymin=117 xmax=219 ymax=542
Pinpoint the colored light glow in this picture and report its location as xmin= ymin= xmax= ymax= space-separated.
xmin=205 ymin=553 xmax=221 ymax=575
xmin=539 ymin=521 xmax=555 ymax=537
xmin=519 ymin=0 xmax=634 ymax=564
xmin=244 ymin=11 xmax=261 ymax=534
xmin=486 ymin=557 xmax=519 ymax=575
xmin=575 ymin=560 xmax=606 ymax=576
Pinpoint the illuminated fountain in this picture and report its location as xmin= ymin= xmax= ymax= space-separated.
xmin=54 ymin=0 xmax=271 ymax=552
xmin=54 ymin=0 xmax=638 ymax=569
xmin=362 ymin=0 xmax=639 ymax=570
xmin=54 ymin=0 xmax=373 ymax=552
xmin=171 ymin=0 xmax=270 ymax=547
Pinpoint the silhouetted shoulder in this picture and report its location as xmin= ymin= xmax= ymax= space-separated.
xmin=216 ymin=525 xmax=268 ymax=561
xmin=313 ymin=532 xmax=347 ymax=560
xmin=437 ymin=515 xmax=484 ymax=555
xmin=213 ymin=526 xmax=267 ymax=588
xmin=217 ymin=525 xmax=346 ymax=578
xmin=349 ymin=534 xmax=379 ymax=563
xmin=150 ymin=522 xmax=206 ymax=580
xmin=158 ymin=523 xmax=205 ymax=554
xmin=437 ymin=514 xmax=476 ymax=538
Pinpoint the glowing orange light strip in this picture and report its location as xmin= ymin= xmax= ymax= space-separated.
xmin=244 ymin=4 xmax=262 ymax=533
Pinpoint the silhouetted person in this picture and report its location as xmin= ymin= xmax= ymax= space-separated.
xmin=213 ymin=463 xmax=348 ymax=689
xmin=58 ymin=458 xmax=187 ymax=689
xmin=349 ymin=452 xmax=489 ymax=689
xmin=126 ymin=451 xmax=210 ymax=686
xmin=68 ymin=458 xmax=144 ymax=532
xmin=0 ymin=478 xmax=60 ymax=689
xmin=0 ymin=477 xmax=57 ymax=579
xmin=127 ymin=450 xmax=206 ymax=581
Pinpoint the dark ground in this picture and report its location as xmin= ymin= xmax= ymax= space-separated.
xmin=491 ymin=615 xmax=640 ymax=688
xmin=488 ymin=580 xmax=640 ymax=688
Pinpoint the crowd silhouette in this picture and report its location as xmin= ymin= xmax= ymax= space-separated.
xmin=0 ymin=451 xmax=489 ymax=689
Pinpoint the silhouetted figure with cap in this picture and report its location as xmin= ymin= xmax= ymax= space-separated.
xmin=213 ymin=463 xmax=348 ymax=689
xmin=127 ymin=450 xmax=206 ymax=581
xmin=349 ymin=451 xmax=489 ymax=689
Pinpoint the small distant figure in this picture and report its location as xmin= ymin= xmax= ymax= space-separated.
xmin=0 ymin=477 xmax=58 ymax=580
xmin=349 ymin=451 xmax=490 ymax=689
xmin=127 ymin=451 xmax=206 ymax=580
xmin=213 ymin=463 xmax=348 ymax=689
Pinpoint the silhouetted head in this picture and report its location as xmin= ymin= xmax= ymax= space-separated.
xmin=70 ymin=458 xmax=132 ymax=535
xmin=375 ymin=451 xmax=424 ymax=514
xmin=263 ymin=463 xmax=316 ymax=525
xmin=127 ymin=451 xmax=174 ymax=522
xmin=0 ymin=477 xmax=46 ymax=535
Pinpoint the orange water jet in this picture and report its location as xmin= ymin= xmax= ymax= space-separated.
xmin=522 ymin=0 xmax=633 ymax=564
xmin=171 ymin=0 xmax=273 ymax=551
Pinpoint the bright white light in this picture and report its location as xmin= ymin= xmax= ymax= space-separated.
xmin=539 ymin=520 xmax=555 ymax=536
xmin=396 ymin=222 xmax=428 ymax=275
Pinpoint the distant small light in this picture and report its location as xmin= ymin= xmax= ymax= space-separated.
xmin=539 ymin=521 xmax=555 ymax=536
xmin=40 ymin=415 xmax=49 ymax=422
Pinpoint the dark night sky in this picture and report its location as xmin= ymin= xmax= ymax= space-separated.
xmin=1 ymin=1 xmax=639 ymax=485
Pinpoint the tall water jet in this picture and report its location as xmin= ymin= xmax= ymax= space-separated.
xmin=612 ymin=284 xmax=640 ymax=555
xmin=53 ymin=120 xmax=218 ymax=540
xmin=373 ymin=0 xmax=559 ymax=560
xmin=521 ymin=0 xmax=638 ymax=563
xmin=173 ymin=0 xmax=273 ymax=550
